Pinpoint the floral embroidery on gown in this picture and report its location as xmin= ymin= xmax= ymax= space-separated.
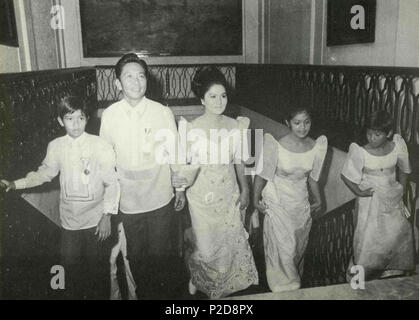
xmin=341 ymin=134 xmax=414 ymax=278
xmin=259 ymin=134 xmax=328 ymax=293
xmin=179 ymin=116 xmax=258 ymax=299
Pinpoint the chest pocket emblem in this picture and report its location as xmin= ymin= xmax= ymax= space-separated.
xmin=64 ymin=157 xmax=93 ymax=202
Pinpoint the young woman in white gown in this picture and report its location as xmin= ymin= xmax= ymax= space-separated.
xmin=176 ymin=67 xmax=258 ymax=299
xmin=253 ymin=105 xmax=328 ymax=293
xmin=341 ymin=111 xmax=414 ymax=280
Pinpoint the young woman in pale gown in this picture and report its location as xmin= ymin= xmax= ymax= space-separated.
xmin=341 ymin=111 xmax=414 ymax=280
xmin=253 ymin=105 xmax=328 ymax=293
xmin=176 ymin=67 xmax=258 ymax=299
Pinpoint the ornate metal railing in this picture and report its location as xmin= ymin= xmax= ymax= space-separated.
xmin=302 ymin=200 xmax=356 ymax=288
xmin=235 ymin=64 xmax=419 ymax=153
xmin=97 ymin=63 xmax=419 ymax=166
xmin=0 ymin=67 xmax=97 ymax=178
xmin=96 ymin=64 xmax=236 ymax=106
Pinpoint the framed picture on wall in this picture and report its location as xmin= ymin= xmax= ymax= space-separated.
xmin=327 ymin=0 xmax=376 ymax=46
xmin=0 ymin=0 xmax=18 ymax=47
xmin=79 ymin=0 xmax=242 ymax=57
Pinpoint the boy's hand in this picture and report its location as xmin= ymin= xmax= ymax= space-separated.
xmin=358 ymin=188 xmax=374 ymax=197
xmin=95 ymin=214 xmax=111 ymax=241
xmin=0 ymin=180 xmax=15 ymax=192
xmin=174 ymin=190 xmax=186 ymax=211
xmin=236 ymin=190 xmax=250 ymax=211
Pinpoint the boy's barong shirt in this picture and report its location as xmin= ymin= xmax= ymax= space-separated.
xmin=100 ymin=97 xmax=179 ymax=214
xmin=14 ymin=133 xmax=120 ymax=230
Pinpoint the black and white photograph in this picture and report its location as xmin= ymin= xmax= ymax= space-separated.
xmin=0 ymin=0 xmax=418 ymax=308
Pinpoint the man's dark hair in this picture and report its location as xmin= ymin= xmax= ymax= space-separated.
xmin=115 ymin=53 xmax=149 ymax=80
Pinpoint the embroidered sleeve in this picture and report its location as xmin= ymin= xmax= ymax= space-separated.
xmin=341 ymin=142 xmax=364 ymax=184
xmin=257 ymin=133 xmax=278 ymax=181
xmin=310 ymin=135 xmax=328 ymax=181
xmin=163 ymin=108 xmax=180 ymax=167
xmin=99 ymin=140 xmax=120 ymax=215
xmin=14 ymin=141 xmax=60 ymax=189
xmin=233 ymin=116 xmax=251 ymax=163
xmin=99 ymin=109 xmax=113 ymax=147
xmin=172 ymin=117 xmax=200 ymax=189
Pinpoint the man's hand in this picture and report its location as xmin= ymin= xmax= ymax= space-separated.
xmin=0 ymin=180 xmax=15 ymax=192
xmin=174 ymin=190 xmax=186 ymax=211
xmin=172 ymin=173 xmax=188 ymax=188
xmin=253 ymin=199 xmax=267 ymax=215
xmin=95 ymin=214 xmax=111 ymax=241
xmin=236 ymin=190 xmax=249 ymax=211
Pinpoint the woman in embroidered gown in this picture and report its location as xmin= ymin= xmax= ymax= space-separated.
xmin=253 ymin=105 xmax=328 ymax=293
xmin=341 ymin=111 xmax=414 ymax=280
xmin=176 ymin=67 xmax=258 ymax=299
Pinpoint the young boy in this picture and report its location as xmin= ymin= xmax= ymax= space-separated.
xmin=1 ymin=96 xmax=120 ymax=299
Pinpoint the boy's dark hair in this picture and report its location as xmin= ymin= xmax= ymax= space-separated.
xmin=57 ymin=96 xmax=89 ymax=120
xmin=191 ymin=66 xmax=228 ymax=100
xmin=115 ymin=53 xmax=149 ymax=80
xmin=366 ymin=110 xmax=393 ymax=134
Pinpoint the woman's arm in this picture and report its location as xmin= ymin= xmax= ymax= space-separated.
xmin=308 ymin=177 xmax=322 ymax=213
xmin=398 ymin=170 xmax=409 ymax=195
xmin=235 ymin=162 xmax=250 ymax=210
xmin=341 ymin=174 xmax=373 ymax=197
xmin=252 ymin=175 xmax=267 ymax=214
